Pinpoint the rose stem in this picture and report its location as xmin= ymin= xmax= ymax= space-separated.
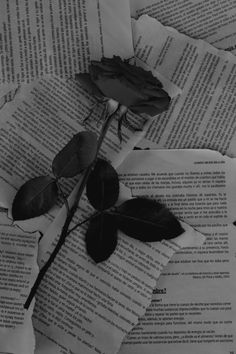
xmin=24 ymin=99 xmax=121 ymax=310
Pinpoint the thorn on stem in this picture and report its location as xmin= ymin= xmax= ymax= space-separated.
xmin=83 ymin=102 xmax=99 ymax=123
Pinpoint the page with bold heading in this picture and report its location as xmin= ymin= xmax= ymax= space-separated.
xmin=118 ymin=149 xmax=236 ymax=354
xmin=32 ymin=183 xmax=204 ymax=354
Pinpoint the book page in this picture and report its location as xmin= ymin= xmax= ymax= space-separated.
xmin=0 ymin=0 xmax=133 ymax=84
xmin=130 ymin=0 xmax=236 ymax=54
xmin=0 ymin=0 xmax=138 ymax=230
xmin=0 ymin=75 xmax=149 ymax=232
xmin=132 ymin=15 xmax=236 ymax=156
xmin=0 ymin=61 xmax=180 ymax=232
xmin=118 ymin=149 xmax=236 ymax=354
xmin=32 ymin=183 xmax=204 ymax=354
xmin=0 ymin=213 xmax=39 ymax=354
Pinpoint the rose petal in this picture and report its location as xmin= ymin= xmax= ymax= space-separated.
xmin=93 ymin=76 xmax=149 ymax=107
xmin=84 ymin=56 xmax=171 ymax=117
xmin=130 ymin=98 xmax=170 ymax=116
xmin=148 ymin=96 xmax=171 ymax=107
xmin=142 ymin=87 xmax=170 ymax=98
xmin=75 ymin=73 xmax=104 ymax=98
xmin=90 ymin=61 xmax=116 ymax=73
xmin=92 ymin=56 xmax=163 ymax=89
xmin=115 ymin=57 xmax=163 ymax=88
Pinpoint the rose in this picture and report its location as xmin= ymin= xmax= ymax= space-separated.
xmin=76 ymin=56 xmax=170 ymax=117
xmin=22 ymin=56 xmax=174 ymax=309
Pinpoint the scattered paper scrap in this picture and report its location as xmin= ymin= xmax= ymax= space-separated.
xmin=130 ymin=0 xmax=236 ymax=54
xmin=0 ymin=213 xmax=39 ymax=354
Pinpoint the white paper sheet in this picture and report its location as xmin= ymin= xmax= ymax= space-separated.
xmin=130 ymin=0 xmax=236 ymax=54
xmin=0 ymin=0 xmax=139 ymax=231
xmin=117 ymin=149 xmax=236 ymax=354
xmin=31 ymin=182 xmax=204 ymax=354
xmin=0 ymin=2 xmax=138 ymax=352
xmin=132 ymin=15 xmax=236 ymax=156
xmin=0 ymin=213 xmax=39 ymax=354
xmin=0 ymin=0 xmax=133 ymax=84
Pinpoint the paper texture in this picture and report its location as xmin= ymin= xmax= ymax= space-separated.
xmin=0 ymin=0 xmax=144 ymax=231
xmin=31 ymin=182 xmax=204 ymax=354
xmin=0 ymin=75 xmax=148 ymax=232
xmin=0 ymin=84 xmax=20 ymax=103
xmin=0 ymin=2 xmax=141 ymax=352
xmin=130 ymin=0 xmax=236 ymax=54
xmin=1 ymin=3 xmax=234 ymax=354
xmin=0 ymin=212 xmax=39 ymax=354
xmin=0 ymin=0 xmax=133 ymax=84
xmin=132 ymin=15 xmax=236 ymax=156
xmin=118 ymin=149 xmax=236 ymax=354
xmin=0 ymin=65 xmax=179 ymax=232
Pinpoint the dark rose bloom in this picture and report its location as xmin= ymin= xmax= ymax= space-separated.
xmin=76 ymin=56 xmax=171 ymax=117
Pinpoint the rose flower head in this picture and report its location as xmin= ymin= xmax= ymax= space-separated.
xmin=76 ymin=56 xmax=170 ymax=116
xmin=76 ymin=56 xmax=171 ymax=140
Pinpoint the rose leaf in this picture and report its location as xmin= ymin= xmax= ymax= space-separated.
xmin=114 ymin=198 xmax=184 ymax=242
xmin=85 ymin=212 xmax=118 ymax=263
xmin=52 ymin=131 xmax=97 ymax=178
xmin=12 ymin=176 xmax=58 ymax=220
xmin=86 ymin=158 xmax=119 ymax=211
